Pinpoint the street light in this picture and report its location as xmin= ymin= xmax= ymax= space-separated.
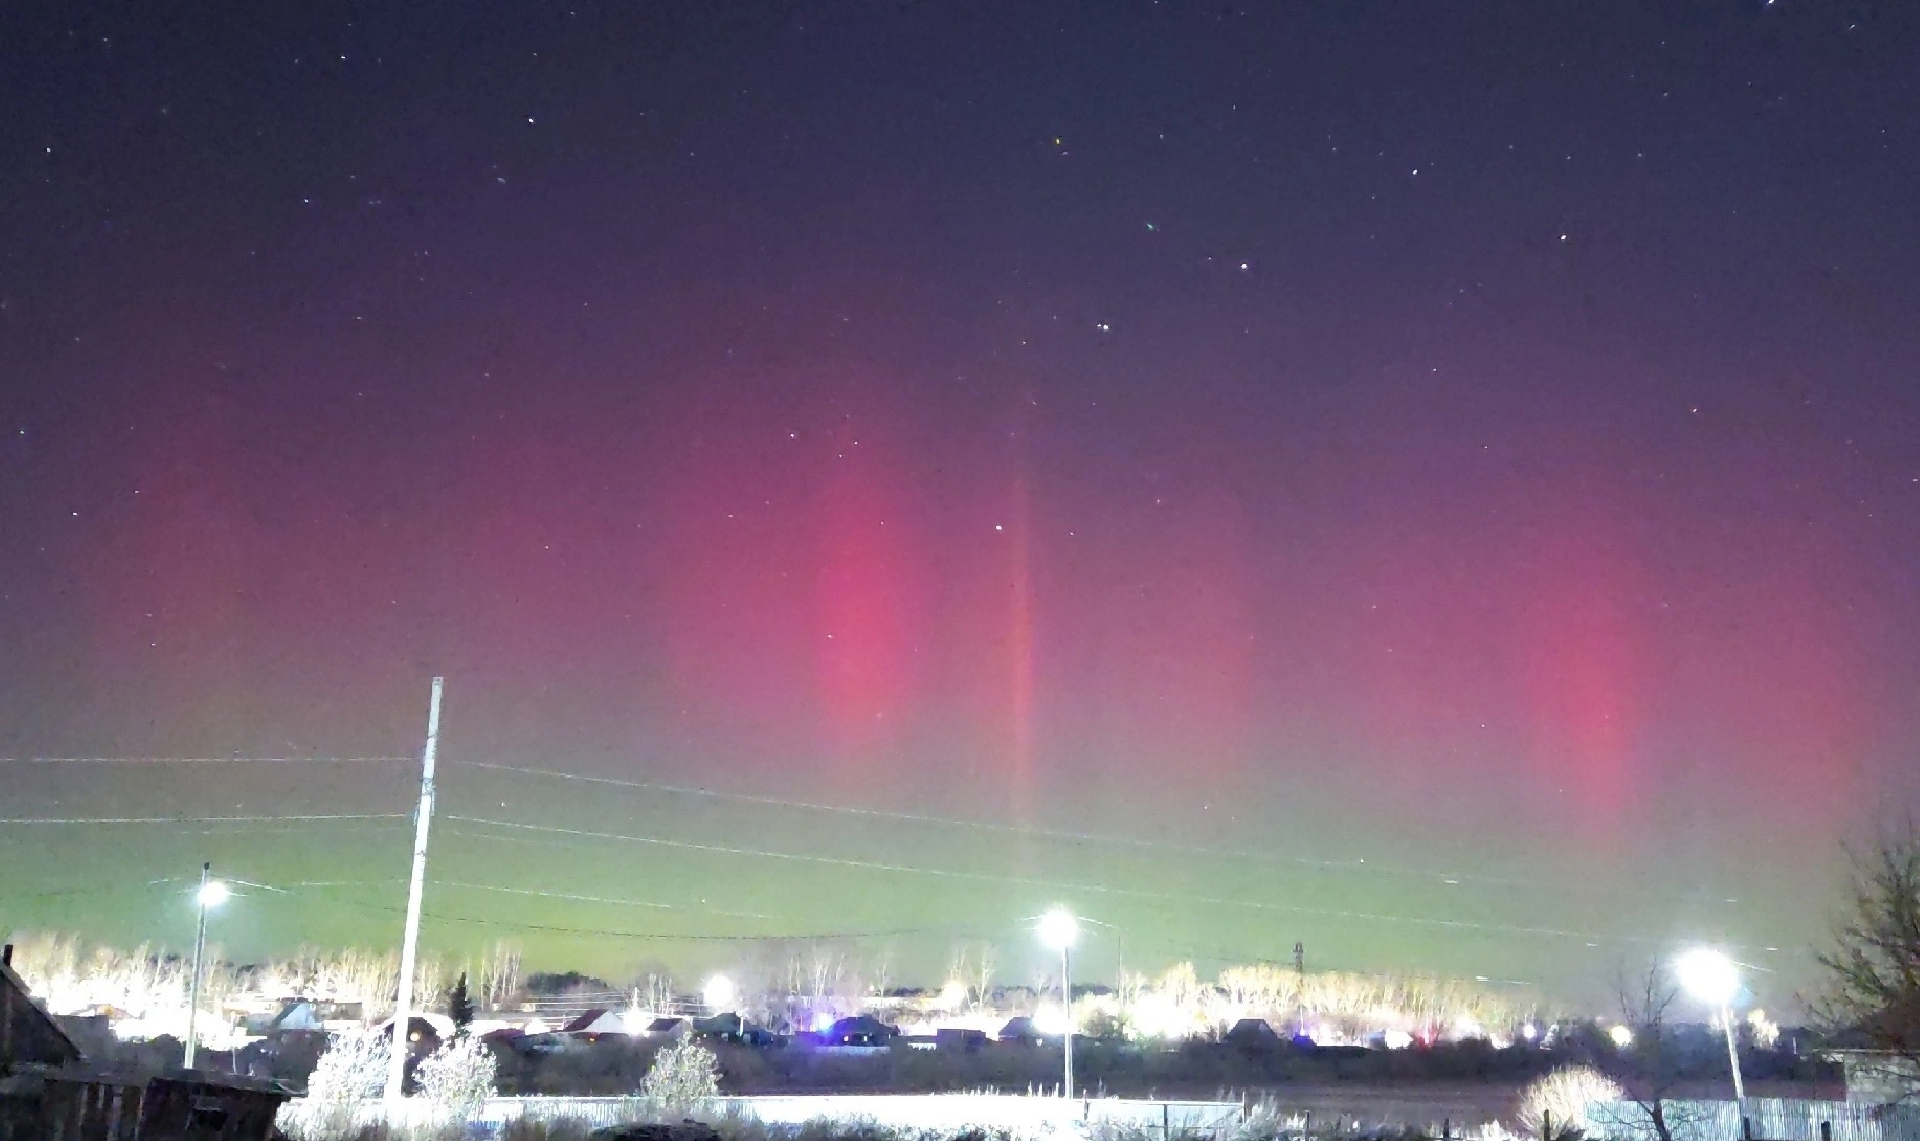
xmin=1675 ymin=947 xmax=1745 ymax=1103
xmin=184 ymin=862 xmax=227 ymax=1070
xmin=703 ymin=974 xmax=736 ymax=1014
xmin=1037 ymin=908 xmax=1079 ymax=1100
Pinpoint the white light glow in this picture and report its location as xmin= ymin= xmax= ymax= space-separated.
xmin=1037 ymin=908 xmax=1079 ymax=950
xmin=196 ymin=880 xmax=230 ymax=908
xmin=1675 ymin=947 xmax=1740 ymax=1008
xmin=1032 ymin=1002 xmax=1069 ymax=1037
xmin=1609 ymin=1024 xmax=1634 ymax=1048
xmin=702 ymin=974 xmax=736 ymax=1011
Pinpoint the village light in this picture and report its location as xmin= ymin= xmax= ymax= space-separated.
xmin=1609 ymin=1024 xmax=1634 ymax=1049
xmin=1675 ymin=947 xmax=1745 ymax=1103
xmin=184 ymin=862 xmax=227 ymax=1070
xmin=702 ymin=973 xmax=737 ymax=1013
xmin=1036 ymin=908 xmax=1079 ymax=1100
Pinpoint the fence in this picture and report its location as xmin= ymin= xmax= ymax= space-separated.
xmin=469 ymin=1094 xmax=1246 ymax=1137
xmin=1585 ymin=1098 xmax=1920 ymax=1141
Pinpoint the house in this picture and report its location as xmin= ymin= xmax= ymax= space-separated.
xmin=377 ymin=1014 xmax=450 ymax=1057
xmin=935 ymin=1027 xmax=988 ymax=1053
xmin=560 ymin=1008 xmax=628 ymax=1037
xmin=1828 ymin=1049 xmax=1920 ymax=1105
xmin=242 ymin=1001 xmax=326 ymax=1037
xmin=1224 ymin=1018 xmax=1283 ymax=1051
xmin=822 ymin=1015 xmax=896 ymax=1048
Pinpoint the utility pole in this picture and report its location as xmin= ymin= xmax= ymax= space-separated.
xmin=184 ymin=862 xmax=213 ymax=1069
xmin=385 ymin=677 xmax=444 ymax=1104
xmin=1294 ymin=941 xmax=1306 ymax=1037
xmin=1060 ymin=941 xmax=1073 ymax=1100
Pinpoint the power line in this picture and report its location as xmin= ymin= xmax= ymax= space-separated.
xmin=441 ymin=813 xmax=1630 ymax=946
xmin=435 ymin=880 xmax=775 ymax=922
xmin=0 ymin=879 xmax=182 ymax=903
xmin=0 ymin=813 xmax=409 ymax=826
xmin=298 ymin=883 xmax=986 ymax=945
xmin=447 ymin=759 xmax=1722 ymax=905
xmin=0 ymin=756 xmax=410 ymax=765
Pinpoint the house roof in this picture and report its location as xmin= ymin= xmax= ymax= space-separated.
xmin=561 ymin=1008 xmax=610 ymax=1034
xmin=0 ymin=953 xmax=84 ymax=1070
xmin=39 ymin=1064 xmax=296 ymax=1100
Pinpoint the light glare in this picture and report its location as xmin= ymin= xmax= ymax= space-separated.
xmin=1675 ymin=947 xmax=1740 ymax=1008
xmin=1037 ymin=908 xmax=1079 ymax=950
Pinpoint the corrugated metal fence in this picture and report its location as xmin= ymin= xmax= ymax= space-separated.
xmin=1586 ymin=1098 xmax=1920 ymax=1141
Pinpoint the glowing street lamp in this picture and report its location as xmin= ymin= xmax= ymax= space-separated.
xmin=184 ymin=862 xmax=228 ymax=1069
xmin=1037 ymin=908 xmax=1080 ymax=1100
xmin=1675 ymin=947 xmax=1745 ymax=1103
xmin=703 ymin=973 xmax=737 ymax=1014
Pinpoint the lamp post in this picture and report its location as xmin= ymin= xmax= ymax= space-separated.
xmin=1675 ymin=947 xmax=1745 ymax=1104
xmin=184 ymin=863 xmax=229 ymax=1070
xmin=1037 ymin=908 xmax=1079 ymax=1100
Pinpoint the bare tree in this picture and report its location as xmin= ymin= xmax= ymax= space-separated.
xmin=479 ymin=941 xmax=522 ymax=1011
xmin=1608 ymin=961 xmax=1720 ymax=1141
xmin=1813 ymin=823 xmax=1920 ymax=1102
xmin=972 ymin=942 xmax=997 ymax=1009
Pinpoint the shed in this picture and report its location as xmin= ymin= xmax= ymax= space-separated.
xmin=1 ymin=945 xmax=84 ymax=1072
xmin=34 ymin=1067 xmax=290 ymax=1141
xmin=1 ymin=946 xmax=290 ymax=1141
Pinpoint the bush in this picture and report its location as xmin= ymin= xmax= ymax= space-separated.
xmin=1513 ymin=1064 xmax=1622 ymax=1138
xmin=642 ymin=1037 xmax=722 ymax=1117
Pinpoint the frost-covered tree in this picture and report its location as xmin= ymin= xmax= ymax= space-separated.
xmin=277 ymin=1027 xmax=391 ymax=1141
xmin=1514 ymin=1064 xmax=1623 ymax=1138
xmin=640 ymin=1037 xmax=720 ymax=1118
xmin=416 ymin=1034 xmax=497 ymax=1124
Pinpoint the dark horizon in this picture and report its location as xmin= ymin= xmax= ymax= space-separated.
xmin=5 ymin=1 xmax=1920 ymax=1011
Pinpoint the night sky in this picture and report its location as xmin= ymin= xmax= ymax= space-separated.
xmin=5 ymin=1 xmax=1920 ymax=1010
